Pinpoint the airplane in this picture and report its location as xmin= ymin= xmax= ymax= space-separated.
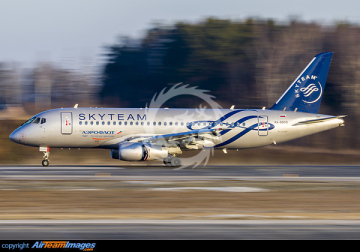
xmin=9 ymin=52 xmax=345 ymax=167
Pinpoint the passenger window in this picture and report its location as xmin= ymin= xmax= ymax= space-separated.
xmin=119 ymin=121 xmax=122 ymax=125
xmin=164 ymin=122 xmax=167 ymax=126
xmin=147 ymin=122 xmax=150 ymax=126
xmin=96 ymin=121 xmax=99 ymax=125
xmin=113 ymin=121 xmax=116 ymax=125
xmin=102 ymin=121 xmax=105 ymax=125
xmin=79 ymin=121 xmax=82 ymax=125
xmin=90 ymin=121 xmax=94 ymax=125
xmin=124 ymin=122 xmax=127 ymax=126
xmin=130 ymin=122 xmax=133 ymax=126
xmin=107 ymin=121 xmax=110 ymax=125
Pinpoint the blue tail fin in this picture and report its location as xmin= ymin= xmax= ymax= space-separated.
xmin=270 ymin=52 xmax=333 ymax=113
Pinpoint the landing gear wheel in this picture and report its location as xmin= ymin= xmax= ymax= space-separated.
xmin=163 ymin=158 xmax=172 ymax=167
xmin=170 ymin=157 xmax=181 ymax=167
xmin=42 ymin=159 xmax=49 ymax=167
xmin=40 ymin=147 xmax=50 ymax=167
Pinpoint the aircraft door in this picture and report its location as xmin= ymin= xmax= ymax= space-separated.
xmin=258 ymin=115 xmax=268 ymax=136
xmin=61 ymin=112 xmax=73 ymax=134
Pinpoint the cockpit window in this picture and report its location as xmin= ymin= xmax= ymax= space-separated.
xmin=23 ymin=117 xmax=46 ymax=125
xmin=24 ymin=117 xmax=36 ymax=124
xmin=33 ymin=118 xmax=41 ymax=124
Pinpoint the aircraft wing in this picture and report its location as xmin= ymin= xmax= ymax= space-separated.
xmin=104 ymin=127 xmax=222 ymax=149
xmin=146 ymin=128 xmax=220 ymax=141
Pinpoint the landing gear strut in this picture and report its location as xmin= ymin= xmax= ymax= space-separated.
xmin=163 ymin=155 xmax=181 ymax=167
xmin=40 ymin=147 xmax=50 ymax=166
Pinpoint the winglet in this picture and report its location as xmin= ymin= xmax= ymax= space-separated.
xmin=270 ymin=52 xmax=333 ymax=114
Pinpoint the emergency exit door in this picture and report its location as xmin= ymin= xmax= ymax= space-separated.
xmin=61 ymin=112 xmax=73 ymax=134
xmin=258 ymin=115 xmax=268 ymax=136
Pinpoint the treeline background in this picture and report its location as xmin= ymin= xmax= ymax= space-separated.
xmin=1 ymin=18 xmax=359 ymax=158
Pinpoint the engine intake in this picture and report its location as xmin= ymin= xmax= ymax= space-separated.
xmin=111 ymin=142 xmax=168 ymax=161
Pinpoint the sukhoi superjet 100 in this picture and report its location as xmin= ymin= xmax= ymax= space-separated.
xmin=10 ymin=52 xmax=345 ymax=167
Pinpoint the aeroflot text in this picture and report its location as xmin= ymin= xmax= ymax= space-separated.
xmin=82 ymin=131 xmax=115 ymax=135
xmin=79 ymin=113 xmax=146 ymax=121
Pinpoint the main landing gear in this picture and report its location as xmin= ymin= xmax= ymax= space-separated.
xmin=163 ymin=155 xmax=181 ymax=167
xmin=40 ymin=147 xmax=50 ymax=166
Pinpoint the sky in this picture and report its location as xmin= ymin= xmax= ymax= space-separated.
xmin=1 ymin=0 xmax=360 ymax=71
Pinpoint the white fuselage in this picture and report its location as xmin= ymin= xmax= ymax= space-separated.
xmin=9 ymin=107 xmax=344 ymax=150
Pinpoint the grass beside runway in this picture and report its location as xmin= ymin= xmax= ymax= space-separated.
xmin=0 ymin=180 xmax=360 ymax=220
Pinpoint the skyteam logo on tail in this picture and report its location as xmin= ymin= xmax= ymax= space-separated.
xmin=270 ymin=52 xmax=332 ymax=114
xmin=300 ymin=82 xmax=322 ymax=104
xmin=294 ymin=75 xmax=322 ymax=104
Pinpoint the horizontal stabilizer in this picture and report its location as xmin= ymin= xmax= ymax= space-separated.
xmin=293 ymin=115 xmax=346 ymax=126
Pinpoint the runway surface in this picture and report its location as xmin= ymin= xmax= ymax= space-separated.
xmin=1 ymin=165 xmax=360 ymax=239
xmin=0 ymin=165 xmax=360 ymax=181
xmin=1 ymin=219 xmax=360 ymax=240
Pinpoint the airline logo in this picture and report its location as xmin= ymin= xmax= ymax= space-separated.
xmin=82 ymin=131 xmax=115 ymax=135
xmin=294 ymin=75 xmax=322 ymax=104
xmin=79 ymin=113 xmax=146 ymax=121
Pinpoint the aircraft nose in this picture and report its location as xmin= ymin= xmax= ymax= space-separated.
xmin=9 ymin=129 xmax=22 ymax=143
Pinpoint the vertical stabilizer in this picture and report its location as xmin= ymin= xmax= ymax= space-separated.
xmin=270 ymin=52 xmax=333 ymax=113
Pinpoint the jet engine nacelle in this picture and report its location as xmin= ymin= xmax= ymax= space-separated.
xmin=111 ymin=142 xmax=168 ymax=161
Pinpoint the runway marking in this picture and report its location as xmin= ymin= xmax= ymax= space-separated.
xmin=150 ymin=187 xmax=269 ymax=192
xmin=95 ymin=173 xmax=111 ymax=177
xmin=1 ymin=175 xmax=360 ymax=182
xmin=2 ymin=219 xmax=360 ymax=225
xmin=283 ymin=174 xmax=299 ymax=177
xmin=3 ymin=226 xmax=360 ymax=231
xmin=0 ymin=167 xmax=124 ymax=170
xmin=61 ymin=188 xmax=103 ymax=191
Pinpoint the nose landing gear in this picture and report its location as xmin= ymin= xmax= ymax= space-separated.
xmin=40 ymin=147 xmax=50 ymax=166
